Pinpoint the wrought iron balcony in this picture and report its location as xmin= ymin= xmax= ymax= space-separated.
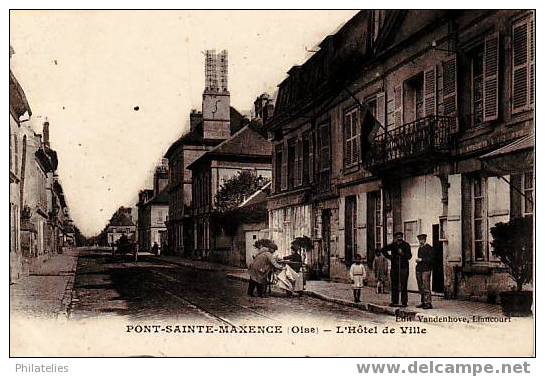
xmin=365 ymin=115 xmax=457 ymax=172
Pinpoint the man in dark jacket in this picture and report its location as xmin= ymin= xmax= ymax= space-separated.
xmin=415 ymin=233 xmax=433 ymax=309
xmin=247 ymin=240 xmax=283 ymax=297
xmin=381 ymin=231 xmax=412 ymax=307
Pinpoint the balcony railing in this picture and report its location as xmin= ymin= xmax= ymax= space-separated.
xmin=365 ymin=115 xmax=457 ymax=171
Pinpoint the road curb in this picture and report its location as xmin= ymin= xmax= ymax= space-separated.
xmin=148 ymin=256 xmax=246 ymax=274
xmin=226 ymin=273 xmax=249 ymax=282
xmin=57 ymin=249 xmax=79 ymax=320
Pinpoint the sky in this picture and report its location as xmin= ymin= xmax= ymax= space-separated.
xmin=9 ymin=10 xmax=358 ymax=237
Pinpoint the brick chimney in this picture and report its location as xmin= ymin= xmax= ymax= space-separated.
xmin=43 ymin=119 xmax=50 ymax=148
xmin=190 ymin=109 xmax=202 ymax=132
xmin=154 ymin=159 xmax=169 ymax=196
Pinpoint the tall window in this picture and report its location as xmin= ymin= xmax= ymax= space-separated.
xmin=472 ymin=177 xmax=487 ymax=261
xmin=274 ymin=144 xmax=283 ymax=192
xmin=287 ymin=138 xmax=297 ymax=189
xmin=205 ymin=171 xmax=210 ymax=207
xmin=367 ymin=98 xmax=377 ymax=118
xmin=302 ymin=132 xmax=310 ymax=185
xmin=404 ymin=74 xmax=424 ymax=123
xmin=9 ymin=134 xmax=12 ymax=172
xmin=318 ymin=123 xmax=330 ymax=172
xmin=317 ymin=122 xmax=331 ymax=192
xmin=13 ymin=134 xmax=19 ymax=174
xmin=344 ymin=107 xmax=360 ymax=168
xmin=523 ymin=171 xmax=534 ymax=217
xmin=471 ymin=46 xmax=485 ymax=126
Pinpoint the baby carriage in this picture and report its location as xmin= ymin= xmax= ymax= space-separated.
xmin=274 ymin=264 xmax=304 ymax=296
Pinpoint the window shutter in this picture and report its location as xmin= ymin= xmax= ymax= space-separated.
xmin=316 ymin=127 xmax=323 ymax=173
xmin=308 ymin=131 xmax=314 ymax=183
xmin=352 ymin=112 xmax=360 ymax=165
xmin=529 ymin=17 xmax=535 ymax=105
xmin=9 ymin=134 xmax=12 ymax=171
xmin=442 ymin=55 xmax=458 ymax=131
xmin=281 ymin=142 xmax=288 ymax=191
xmin=423 ymin=66 xmax=437 ymax=116
xmin=14 ymin=134 xmax=18 ymax=173
xmin=271 ymin=146 xmax=277 ymax=194
xmin=295 ymin=137 xmax=303 ymax=187
xmin=394 ymin=85 xmax=403 ymax=128
xmin=338 ymin=196 xmax=345 ymax=258
xmin=376 ymin=92 xmax=386 ymax=127
xmin=321 ymin=124 xmax=330 ymax=171
xmin=344 ymin=114 xmax=352 ymax=167
xmin=483 ymin=32 xmax=499 ymax=122
xmin=512 ymin=19 xmax=529 ymax=113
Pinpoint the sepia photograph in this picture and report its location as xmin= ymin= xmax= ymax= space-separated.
xmin=8 ymin=9 xmax=535 ymax=357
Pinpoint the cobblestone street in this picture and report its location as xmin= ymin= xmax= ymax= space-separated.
xmin=10 ymin=247 xmax=534 ymax=356
xmin=70 ymin=248 xmax=393 ymax=326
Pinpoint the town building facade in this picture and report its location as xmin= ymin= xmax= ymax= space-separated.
xmin=11 ymin=46 xmax=75 ymax=281
xmin=136 ymin=161 xmax=169 ymax=252
xmin=9 ymin=48 xmax=31 ymax=281
xmin=266 ymin=10 xmax=534 ymax=302
xmin=188 ymin=122 xmax=272 ymax=263
xmin=106 ymin=207 xmax=137 ymax=245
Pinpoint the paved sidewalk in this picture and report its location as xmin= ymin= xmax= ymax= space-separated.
xmin=151 ymin=255 xmax=506 ymax=321
xmin=10 ymin=249 xmax=79 ymax=319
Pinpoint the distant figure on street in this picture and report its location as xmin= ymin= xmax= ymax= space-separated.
xmin=349 ymin=254 xmax=367 ymax=303
xmin=381 ymin=232 xmax=412 ymax=307
xmin=373 ymin=249 xmax=389 ymax=294
xmin=415 ymin=233 xmax=433 ymax=309
xmin=247 ymin=239 xmax=283 ymax=297
xmin=152 ymin=242 xmax=159 ymax=256
xmin=133 ymin=243 xmax=139 ymax=262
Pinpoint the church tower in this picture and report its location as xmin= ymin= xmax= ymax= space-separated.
xmin=202 ymin=49 xmax=230 ymax=141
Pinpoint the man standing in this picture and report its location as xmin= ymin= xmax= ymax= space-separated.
xmin=381 ymin=232 xmax=412 ymax=307
xmin=415 ymin=233 xmax=433 ymax=309
xmin=247 ymin=240 xmax=283 ymax=297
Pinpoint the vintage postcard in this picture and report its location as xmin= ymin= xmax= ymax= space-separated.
xmin=9 ymin=9 xmax=535 ymax=357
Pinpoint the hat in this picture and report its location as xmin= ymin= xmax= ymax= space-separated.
xmin=394 ymin=231 xmax=404 ymax=237
xmin=254 ymin=238 xmax=278 ymax=251
xmin=417 ymin=233 xmax=428 ymax=239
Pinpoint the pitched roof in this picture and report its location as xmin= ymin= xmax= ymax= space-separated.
xmin=148 ymin=188 xmax=169 ymax=205
xmin=109 ymin=213 xmax=135 ymax=227
xmin=164 ymin=106 xmax=248 ymax=158
xmin=238 ymin=182 xmax=271 ymax=208
xmin=9 ymin=70 xmax=32 ymax=119
xmin=187 ymin=123 xmax=271 ymax=170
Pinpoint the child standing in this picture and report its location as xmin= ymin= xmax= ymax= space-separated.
xmin=350 ymin=254 xmax=367 ymax=303
xmin=373 ymin=249 xmax=389 ymax=294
